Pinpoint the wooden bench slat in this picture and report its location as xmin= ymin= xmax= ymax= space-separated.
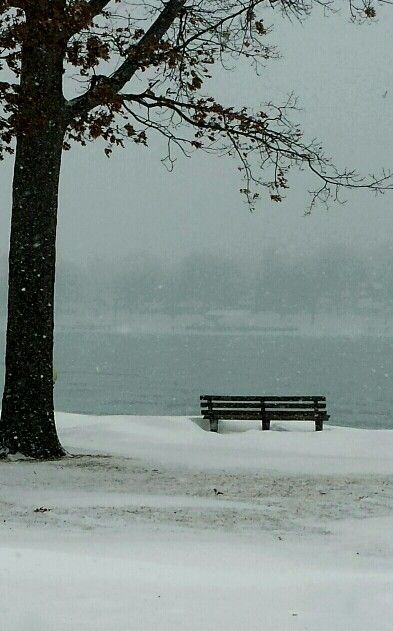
xmin=200 ymin=395 xmax=326 ymax=402
xmin=201 ymin=401 xmax=261 ymax=409
xmin=201 ymin=401 xmax=326 ymax=410
xmin=203 ymin=411 xmax=328 ymax=420
xmin=203 ymin=414 xmax=261 ymax=420
xmin=266 ymin=403 xmax=325 ymax=409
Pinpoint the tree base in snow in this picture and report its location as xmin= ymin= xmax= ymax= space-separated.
xmin=0 ymin=417 xmax=66 ymax=460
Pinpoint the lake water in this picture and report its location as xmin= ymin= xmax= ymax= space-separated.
xmin=38 ymin=331 xmax=393 ymax=429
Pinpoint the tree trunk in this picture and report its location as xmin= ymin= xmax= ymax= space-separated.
xmin=0 ymin=5 xmax=67 ymax=458
xmin=0 ymin=131 xmax=66 ymax=458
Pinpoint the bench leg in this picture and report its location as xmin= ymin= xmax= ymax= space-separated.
xmin=209 ymin=417 xmax=218 ymax=432
xmin=262 ymin=420 xmax=270 ymax=431
xmin=315 ymin=418 xmax=323 ymax=431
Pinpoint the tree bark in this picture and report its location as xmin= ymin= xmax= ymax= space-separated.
xmin=0 ymin=5 xmax=67 ymax=458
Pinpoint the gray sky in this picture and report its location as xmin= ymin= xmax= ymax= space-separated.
xmin=1 ymin=5 xmax=393 ymax=268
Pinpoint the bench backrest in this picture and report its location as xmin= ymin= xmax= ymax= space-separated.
xmin=200 ymin=395 xmax=326 ymax=420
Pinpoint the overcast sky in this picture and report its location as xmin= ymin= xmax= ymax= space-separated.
xmin=1 ymin=4 xmax=393 ymax=269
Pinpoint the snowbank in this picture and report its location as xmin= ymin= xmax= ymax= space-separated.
xmin=58 ymin=412 xmax=393 ymax=475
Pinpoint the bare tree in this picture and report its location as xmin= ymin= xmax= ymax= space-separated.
xmin=0 ymin=0 xmax=390 ymax=457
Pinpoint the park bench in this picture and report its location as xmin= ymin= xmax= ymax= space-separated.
xmin=200 ymin=395 xmax=329 ymax=432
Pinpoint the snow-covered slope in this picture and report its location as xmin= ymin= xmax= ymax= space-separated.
xmin=59 ymin=412 xmax=393 ymax=475
xmin=1 ymin=414 xmax=393 ymax=631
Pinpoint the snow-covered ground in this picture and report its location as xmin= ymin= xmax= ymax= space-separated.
xmin=1 ymin=414 xmax=393 ymax=630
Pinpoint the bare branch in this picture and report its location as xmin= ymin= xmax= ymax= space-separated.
xmin=86 ymin=0 xmax=111 ymax=17
xmin=68 ymin=0 xmax=186 ymax=116
xmin=114 ymin=90 xmax=393 ymax=210
xmin=3 ymin=0 xmax=392 ymax=209
xmin=110 ymin=0 xmax=186 ymax=90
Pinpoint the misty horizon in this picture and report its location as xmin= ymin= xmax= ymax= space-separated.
xmin=1 ymin=243 xmax=391 ymax=330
